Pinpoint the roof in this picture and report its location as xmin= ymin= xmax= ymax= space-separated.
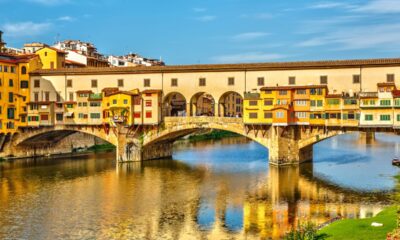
xmin=37 ymin=46 xmax=67 ymax=54
xmin=325 ymin=94 xmax=342 ymax=98
xmin=0 ymin=53 xmax=38 ymax=64
xmin=261 ymin=85 xmax=328 ymax=91
xmin=141 ymin=89 xmax=162 ymax=94
xmin=377 ymin=82 xmax=396 ymax=87
xmin=392 ymin=90 xmax=400 ymax=98
xmin=107 ymin=90 xmax=139 ymax=97
xmin=30 ymin=57 xmax=400 ymax=76
xmin=76 ymin=90 xmax=93 ymax=94
xmin=65 ymin=59 xmax=86 ymax=66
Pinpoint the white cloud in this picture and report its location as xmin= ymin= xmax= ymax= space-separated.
xmin=354 ymin=0 xmax=400 ymax=13
xmin=297 ymin=23 xmax=400 ymax=50
xmin=212 ymin=52 xmax=286 ymax=63
xmin=2 ymin=21 xmax=52 ymax=37
xmin=193 ymin=8 xmax=206 ymax=12
xmin=27 ymin=0 xmax=70 ymax=5
xmin=57 ymin=16 xmax=75 ymax=21
xmin=195 ymin=15 xmax=216 ymax=22
xmin=232 ymin=32 xmax=269 ymax=41
xmin=309 ymin=1 xmax=356 ymax=9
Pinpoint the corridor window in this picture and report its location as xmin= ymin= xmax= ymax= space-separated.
xmin=199 ymin=78 xmax=206 ymax=86
xmin=288 ymin=77 xmax=296 ymax=85
xmin=353 ymin=75 xmax=360 ymax=84
xmin=171 ymin=78 xmax=178 ymax=87
xmin=34 ymin=79 xmax=40 ymax=88
xmin=118 ymin=79 xmax=124 ymax=87
xmin=257 ymin=77 xmax=265 ymax=86
xmin=320 ymin=76 xmax=328 ymax=84
xmin=228 ymin=77 xmax=235 ymax=86
xmin=91 ymin=79 xmax=98 ymax=88
xmin=144 ymin=78 xmax=150 ymax=87
xmin=67 ymin=79 xmax=73 ymax=87
xmin=387 ymin=74 xmax=395 ymax=83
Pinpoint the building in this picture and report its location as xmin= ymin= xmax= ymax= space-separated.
xmin=0 ymin=53 xmax=41 ymax=133
xmin=0 ymin=31 xmax=6 ymax=52
xmin=53 ymin=40 xmax=109 ymax=68
xmin=23 ymin=42 xmax=48 ymax=54
xmin=35 ymin=47 xmax=67 ymax=69
xmin=108 ymin=53 xmax=164 ymax=67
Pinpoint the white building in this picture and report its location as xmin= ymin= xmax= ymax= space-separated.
xmin=108 ymin=53 xmax=165 ymax=67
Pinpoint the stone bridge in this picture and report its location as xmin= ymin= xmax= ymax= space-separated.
xmin=0 ymin=117 xmax=361 ymax=166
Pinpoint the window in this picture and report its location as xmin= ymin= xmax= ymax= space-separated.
xmin=118 ymin=79 xmax=124 ymax=87
xmin=327 ymin=99 xmax=340 ymax=105
xmin=10 ymin=66 xmax=15 ymax=73
xmin=199 ymin=78 xmax=206 ymax=86
xmin=112 ymin=99 xmax=117 ymax=104
xmin=395 ymin=99 xmax=400 ymax=106
xmin=91 ymin=79 xmax=98 ymax=88
xmin=380 ymin=100 xmax=391 ymax=106
xmin=123 ymin=99 xmax=128 ymax=105
xmin=277 ymin=99 xmax=287 ymax=105
xmin=44 ymin=51 xmax=48 ymax=56
xmin=134 ymin=112 xmax=141 ymax=118
xmin=380 ymin=115 xmax=391 ymax=121
xmin=310 ymin=100 xmax=316 ymax=107
xmin=20 ymin=81 xmax=28 ymax=88
xmin=8 ymin=93 xmax=13 ymax=103
xmin=171 ymin=78 xmax=178 ymax=87
xmin=365 ymin=115 xmax=373 ymax=121
xmin=21 ymin=66 xmax=27 ymax=75
xmin=344 ymin=99 xmax=357 ymax=105
xmin=146 ymin=100 xmax=152 ymax=107
xmin=7 ymin=108 xmax=14 ymax=119
xmin=228 ymin=77 xmax=235 ymax=86
xmin=4 ymin=66 xmax=8 ymax=72
xmin=296 ymin=89 xmax=307 ymax=95
xmin=67 ymin=79 xmax=73 ymax=87
xmin=69 ymin=92 xmax=74 ymax=101
xmin=257 ymin=77 xmax=265 ymax=86
xmin=45 ymin=92 xmax=50 ymax=101
xmin=320 ymin=76 xmax=328 ymax=84
xmin=397 ymin=114 xmax=400 ymax=122
xmin=295 ymin=112 xmax=307 ymax=119
xmin=264 ymin=99 xmax=273 ymax=106
xmin=50 ymin=62 xmax=54 ymax=69
xmin=56 ymin=113 xmax=63 ymax=121
xmin=353 ymin=74 xmax=360 ymax=84
xmin=317 ymin=100 xmax=323 ymax=107
xmin=249 ymin=112 xmax=258 ymax=119
xmin=387 ymin=74 xmax=395 ymax=83
xmin=90 ymin=113 xmax=101 ymax=119
xmin=40 ymin=115 xmax=49 ymax=121
xmin=264 ymin=112 xmax=272 ymax=118
xmin=66 ymin=104 xmax=74 ymax=109
xmin=146 ymin=111 xmax=152 ymax=118
xmin=288 ymin=77 xmax=296 ymax=85
xmin=34 ymin=92 xmax=39 ymax=102
xmin=295 ymin=100 xmax=307 ymax=106
xmin=8 ymin=79 xmax=13 ymax=87
xmin=249 ymin=100 xmax=258 ymax=106
xmin=276 ymin=111 xmax=284 ymax=118
xmin=279 ymin=90 xmax=287 ymax=95
xmin=34 ymin=79 xmax=40 ymax=88
xmin=134 ymin=97 xmax=141 ymax=105
xmin=144 ymin=78 xmax=150 ymax=87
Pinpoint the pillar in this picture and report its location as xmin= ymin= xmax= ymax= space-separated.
xmin=268 ymin=126 xmax=313 ymax=165
xmin=214 ymin=102 xmax=219 ymax=117
xmin=186 ymin=102 xmax=191 ymax=117
xmin=359 ymin=131 xmax=375 ymax=144
xmin=142 ymin=141 xmax=173 ymax=160
xmin=116 ymin=135 xmax=142 ymax=163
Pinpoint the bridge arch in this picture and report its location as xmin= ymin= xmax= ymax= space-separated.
xmin=163 ymin=92 xmax=187 ymax=117
xmin=190 ymin=92 xmax=216 ymax=117
xmin=217 ymin=91 xmax=243 ymax=117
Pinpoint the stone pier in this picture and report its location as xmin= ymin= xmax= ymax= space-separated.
xmin=359 ymin=131 xmax=376 ymax=144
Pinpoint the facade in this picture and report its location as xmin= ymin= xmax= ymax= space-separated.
xmin=23 ymin=42 xmax=48 ymax=54
xmin=35 ymin=47 xmax=66 ymax=69
xmin=0 ymin=53 xmax=41 ymax=134
xmin=108 ymin=54 xmax=165 ymax=67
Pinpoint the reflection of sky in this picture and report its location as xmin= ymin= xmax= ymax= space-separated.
xmin=173 ymin=141 xmax=268 ymax=173
xmin=313 ymin=133 xmax=400 ymax=191
xmin=225 ymin=205 xmax=243 ymax=232
xmin=197 ymin=201 xmax=215 ymax=230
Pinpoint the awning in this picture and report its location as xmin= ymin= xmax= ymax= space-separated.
xmin=64 ymin=112 xmax=74 ymax=117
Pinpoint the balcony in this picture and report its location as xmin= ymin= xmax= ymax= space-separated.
xmin=244 ymin=92 xmax=260 ymax=99
xmin=89 ymin=93 xmax=103 ymax=101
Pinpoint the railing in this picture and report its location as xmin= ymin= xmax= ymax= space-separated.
xmin=359 ymin=92 xmax=378 ymax=98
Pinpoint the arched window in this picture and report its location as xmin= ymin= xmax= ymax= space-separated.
xmin=21 ymin=66 xmax=27 ymax=75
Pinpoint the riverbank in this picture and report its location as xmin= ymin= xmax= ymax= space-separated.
xmin=318 ymin=206 xmax=397 ymax=240
xmin=187 ymin=130 xmax=240 ymax=141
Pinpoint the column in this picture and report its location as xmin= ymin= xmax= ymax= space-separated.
xmin=116 ymin=134 xmax=142 ymax=163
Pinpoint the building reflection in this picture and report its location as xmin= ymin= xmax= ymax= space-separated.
xmin=0 ymin=153 xmax=391 ymax=240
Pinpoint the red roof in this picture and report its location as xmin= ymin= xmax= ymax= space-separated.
xmin=392 ymin=90 xmax=400 ymax=98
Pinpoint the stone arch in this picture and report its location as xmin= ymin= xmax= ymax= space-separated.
xmin=163 ymin=92 xmax=187 ymax=117
xmin=217 ymin=91 xmax=244 ymax=117
xmin=190 ymin=92 xmax=216 ymax=117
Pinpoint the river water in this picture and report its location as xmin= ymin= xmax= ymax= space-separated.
xmin=0 ymin=133 xmax=399 ymax=239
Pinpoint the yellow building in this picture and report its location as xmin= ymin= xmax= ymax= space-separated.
xmin=35 ymin=47 xmax=66 ymax=69
xmin=0 ymin=53 xmax=41 ymax=134
xmin=309 ymin=86 xmax=328 ymax=126
xmin=393 ymin=90 xmax=400 ymax=129
xmin=104 ymin=90 xmax=139 ymax=126
xmin=325 ymin=94 xmax=342 ymax=126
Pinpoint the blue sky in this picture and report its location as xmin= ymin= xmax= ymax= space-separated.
xmin=1 ymin=0 xmax=400 ymax=64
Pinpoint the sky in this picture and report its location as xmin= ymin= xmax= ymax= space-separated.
xmin=1 ymin=0 xmax=400 ymax=65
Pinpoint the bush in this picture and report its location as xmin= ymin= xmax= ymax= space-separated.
xmin=284 ymin=222 xmax=326 ymax=240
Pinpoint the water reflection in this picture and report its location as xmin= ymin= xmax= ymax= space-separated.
xmin=0 ymin=134 xmax=398 ymax=239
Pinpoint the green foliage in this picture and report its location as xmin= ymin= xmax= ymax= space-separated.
xmin=319 ymin=206 xmax=397 ymax=240
xmin=188 ymin=130 xmax=239 ymax=141
xmin=87 ymin=143 xmax=116 ymax=152
xmin=284 ymin=222 xmax=325 ymax=240
xmin=0 ymin=157 xmax=5 ymax=162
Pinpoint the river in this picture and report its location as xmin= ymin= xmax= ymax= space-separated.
xmin=0 ymin=133 xmax=399 ymax=239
